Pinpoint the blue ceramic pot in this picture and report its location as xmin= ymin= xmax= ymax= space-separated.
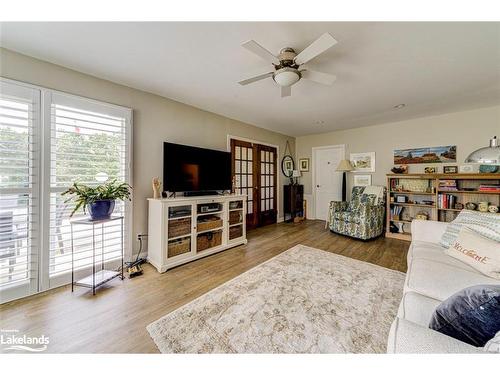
xmin=87 ymin=200 xmax=115 ymax=220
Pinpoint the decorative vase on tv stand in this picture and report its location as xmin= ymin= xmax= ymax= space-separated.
xmin=62 ymin=179 xmax=132 ymax=221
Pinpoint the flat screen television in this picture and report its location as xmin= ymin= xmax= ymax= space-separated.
xmin=163 ymin=142 xmax=232 ymax=193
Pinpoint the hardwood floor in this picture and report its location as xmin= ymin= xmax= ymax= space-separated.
xmin=0 ymin=220 xmax=408 ymax=353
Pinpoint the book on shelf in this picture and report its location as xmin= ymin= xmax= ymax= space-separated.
xmin=478 ymin=184 xmax=500 ymax=192
xmin=390 ymin=206 xmax=403 ymax=219
xmin=438 ymin=193 xmax=458 ymax=209
xmin=438 ymin=179 xmax=458 ymax=191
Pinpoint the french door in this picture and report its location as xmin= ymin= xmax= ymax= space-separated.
xmin=230 ymin=139 xmax=277 ymax=229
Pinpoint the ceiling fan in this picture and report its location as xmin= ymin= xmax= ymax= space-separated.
xmin=238 ymin=33 xmax=338 ymax=98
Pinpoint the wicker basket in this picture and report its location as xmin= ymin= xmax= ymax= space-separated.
xmin=229 ymin=210 xmax=243 ymax=225
xmin=168 ymin=217 xmax=191 ymax=238
xmin=197 ymin=217 xmax=222 ymax=232
xmin=197 ymin=230 xmax=222 ymax=252
xmin=168 ymin=237 xmax=191 ymax=257
xmin=229 ymin=225 xmax=243 ymax=240
xmin=229 ymin=201 xmax=243 ymax=210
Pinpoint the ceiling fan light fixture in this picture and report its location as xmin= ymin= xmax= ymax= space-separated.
xmin=273 ymin=68 xmax=301 ymax=87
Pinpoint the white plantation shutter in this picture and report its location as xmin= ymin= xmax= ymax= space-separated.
xmin=0 ymin=78 xmax=132 ymax=303
xmin=0 ymin=81 xmax=40 ymax=300
xmin=48 ymin=93 xmax=131 ymax=284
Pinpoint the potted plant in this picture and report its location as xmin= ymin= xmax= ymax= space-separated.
xmin=62 ymin=179 xmax=132 ymax=220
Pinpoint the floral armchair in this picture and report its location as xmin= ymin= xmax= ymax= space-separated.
xmin=327 ymin=186 xmax=386 ymax=240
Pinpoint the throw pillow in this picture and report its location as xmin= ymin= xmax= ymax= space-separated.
xmin=484 ymin=331 xmax=500 ymax=353
xmin=429 ymin=285 xmax=500 ymax=347
xmin=440 ymin=209 xmax=500 ymax=248
xmin=444 ymin=227 xmax=500 ymax=279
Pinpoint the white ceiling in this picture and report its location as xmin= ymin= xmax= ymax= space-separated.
xmin=1 ymin=22 xmax=499 ymax=136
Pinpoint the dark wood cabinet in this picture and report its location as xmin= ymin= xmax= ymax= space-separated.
xmin=284 ymin=184 xmax=304 ymax=222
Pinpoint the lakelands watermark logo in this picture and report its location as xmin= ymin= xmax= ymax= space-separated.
xmin=1 ymin=329 xmax=49 ymax=352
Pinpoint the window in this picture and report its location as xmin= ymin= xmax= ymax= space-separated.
xmin=47 ymin=93 xmax=131 ymax=287
xmin=0 ymin=79 xmax=132 ymax=302
xmin=0 ymin=81 xmax=40 ymax=301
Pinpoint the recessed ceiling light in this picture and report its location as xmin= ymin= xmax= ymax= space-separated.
xmin=394 ymin=104 xmax=406 ymax=109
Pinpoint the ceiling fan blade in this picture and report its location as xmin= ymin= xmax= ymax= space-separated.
xmin=301 ymin=70 xmax=337 ymax=85
xmin=281 ymin=86 xmax=291 ymax=98
xmin=294 ymin=33 xmax=338 ymax=65
xmin=238 ymin=72 xmax=274 ymax=86
xmin=242 ymin=40 xmax=280 ymax=65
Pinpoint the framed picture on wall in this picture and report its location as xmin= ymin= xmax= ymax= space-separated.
xmin=298 ymin=158 xmax=310 ymax=172
xmin=350 ymin=152 xmax=375 ymax=172
xmin=353 ymin=174 xmax=372 ymax=187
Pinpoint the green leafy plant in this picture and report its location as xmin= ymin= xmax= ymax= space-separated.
xmin=62 ymin=179 xmax=132 ymax=217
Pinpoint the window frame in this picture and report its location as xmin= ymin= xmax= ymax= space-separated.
xmin=0 ymin=77 xmax=133 ymax=302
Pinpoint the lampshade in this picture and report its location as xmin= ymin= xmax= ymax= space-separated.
xmin=273 ymin=68 xmax=300 ymax=87
xmin=336 ymin=159 xmax=353 ymax=172
xmin=292 ymin=170 xmax=301 ymax=178
xmin=465 ymin=136 xmax=500 ymax=164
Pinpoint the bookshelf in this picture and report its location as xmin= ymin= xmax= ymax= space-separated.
xmin=386 ymin=173 xmax=499 ymax=241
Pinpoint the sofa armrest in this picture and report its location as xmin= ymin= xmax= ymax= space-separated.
xmin=411 ymin=220 xmax=449 ymax=244
xmin=387 ymin=318 xmax=481 ymax=353
xmin=358 ymin=204 xmax=384 ymax=220
xmin=329 ymin=201 xmax=348 ymax=212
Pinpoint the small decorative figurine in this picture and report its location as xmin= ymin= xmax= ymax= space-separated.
xmin=465 ymin=202 xmax=477 ymax=210
xmin=152 ymin=177 xmax=161 ymax=199
xmin=478 ymin=201 xmax=489 ymax=212
xmin=488 ymin=205 xmax=499 ymax=213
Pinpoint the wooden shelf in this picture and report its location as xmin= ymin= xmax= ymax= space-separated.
xmin=168 ymin=233 xmax=192 ymax=241
xmin=387 ymin=173 xmax=499 ymax=241
xmin=196 ymin=226 xmax=223 ymax=235
xmin=437 ymin=190 xmax=500 ymax=194
xmin=390 ymin=191 xmax=434 ymax=195
xmin=197 ymin=210 xmax=223 ymax=217
xmin=387 ymin=173 xmax=500 ymax=179
xmin=390 ymin=202 xmax=435 ymax=208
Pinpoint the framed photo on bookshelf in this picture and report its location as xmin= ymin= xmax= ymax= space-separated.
xmin=443 ymin=166 xmax=458 ymax=174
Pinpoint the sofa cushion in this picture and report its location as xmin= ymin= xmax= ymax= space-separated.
xmin=387 ymin=318 xmax=480 ymax=353
xmin=439 ymin=209 xmax=500 ymax=248
xmin=429 ymin=285 xmax=500 ymax=347
xmin=406 ymin=257 xmax=500 ymax=301
xmin=444 ymin=227 xmax=500 ymax=279
xmin=484 ymin=331 xmax=500 ymax=353
xmin=398 ymin=291 xmax=441 ymax=327
xmin=408 ymin=240 xmax=481 ymax=273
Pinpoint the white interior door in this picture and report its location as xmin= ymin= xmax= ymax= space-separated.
xmin=313 ymin=145 xmax=344 ymax=221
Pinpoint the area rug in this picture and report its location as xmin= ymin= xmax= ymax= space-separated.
xmin=147 ymin=244 xmax=405 ymax=353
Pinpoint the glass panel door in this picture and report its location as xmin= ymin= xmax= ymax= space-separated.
xmin=230 ymin=139 xmax=277 ymax=229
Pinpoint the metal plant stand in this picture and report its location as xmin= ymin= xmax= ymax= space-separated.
xmin=70 ymin=216 xmax=124 ymax=295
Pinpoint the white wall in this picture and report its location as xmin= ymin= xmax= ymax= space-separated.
xmin=0 ymin=48 xmax=296 ymax=257
xmin=296 ymin=105 xmax=499 ymax=217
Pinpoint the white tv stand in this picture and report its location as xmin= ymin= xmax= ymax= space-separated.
xmin=147 ymin=194 xmax=247 ymax=272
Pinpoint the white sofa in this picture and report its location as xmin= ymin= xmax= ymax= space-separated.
xmin=387 ymin=220 xmax=500 ymax=353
